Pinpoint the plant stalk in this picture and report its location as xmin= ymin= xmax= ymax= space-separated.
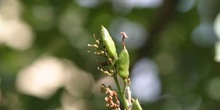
xmin=113 ymin=66 xmax=129 ymax=110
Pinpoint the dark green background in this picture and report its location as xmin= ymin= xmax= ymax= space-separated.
xmin=1 ymin=0 xmax=220 ymax=110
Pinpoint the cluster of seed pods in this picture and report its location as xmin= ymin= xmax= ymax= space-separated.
xmin=87 ymin=26 xmax=129 ymax=79
xmin=88 ymin=26 xmax=142 ymax=110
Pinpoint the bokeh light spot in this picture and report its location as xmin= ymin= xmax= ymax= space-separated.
xmin=177 ymin=0 xmax=195 ymax=12
xmin=206 ymin=77 xmax=220 ymax=101
xmin=192 ymin=22 xmax=217 ymax=47
xmin=16 ymin=56 xmax=67 ymax=99
xmin=214 ymin=41 xmax=220 ymax=62
xmin=131 ymin=58 xmax=161 ymax=102
xmin=75 ymin=0 xmax=99 ymax=8
xmin=0 ymin=0 xmax=34 ymax=51
xmin=110 ymin=18 xmax=147 ymax=49
xmin=32 ymin=5 xmax=55 ymax=31
xmin=155 ymin=53 xmax=177 ymax=75
xmin=214 ymin=13 xmax=220 ymax=39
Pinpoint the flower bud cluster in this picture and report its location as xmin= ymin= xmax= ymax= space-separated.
xmin=101 ymin=84 xmax=120 ymax=109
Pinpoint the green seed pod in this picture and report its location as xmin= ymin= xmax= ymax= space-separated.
xmin=100 ymin=25 xmax=118 ymax=60
xmin=117 ymin=48 xmax=129 ymax=79
xmin=117 ymin=32 xmax=130 ymax=79
xmin=132 ymin=99 xmax=142 ymax=110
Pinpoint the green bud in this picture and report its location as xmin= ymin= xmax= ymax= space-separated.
xmin=117 ymin=32 xmax=129 ymax=79
xmin=100 ymin=25 xmax=118 ymax=60
xmin=132 ymin=99 xmax=142 ymax=110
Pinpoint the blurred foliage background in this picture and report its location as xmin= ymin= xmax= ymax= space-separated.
xmin=0 ymin=0 xmax=220 ymax=110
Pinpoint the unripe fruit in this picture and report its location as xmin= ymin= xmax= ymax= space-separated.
xmin=117 ymin=32 xmax=129 ymax=79
xmin=100 ymin=26 xmax=118 ymax=60
xmin=117 ymin=48 xmax=129 ymax=79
